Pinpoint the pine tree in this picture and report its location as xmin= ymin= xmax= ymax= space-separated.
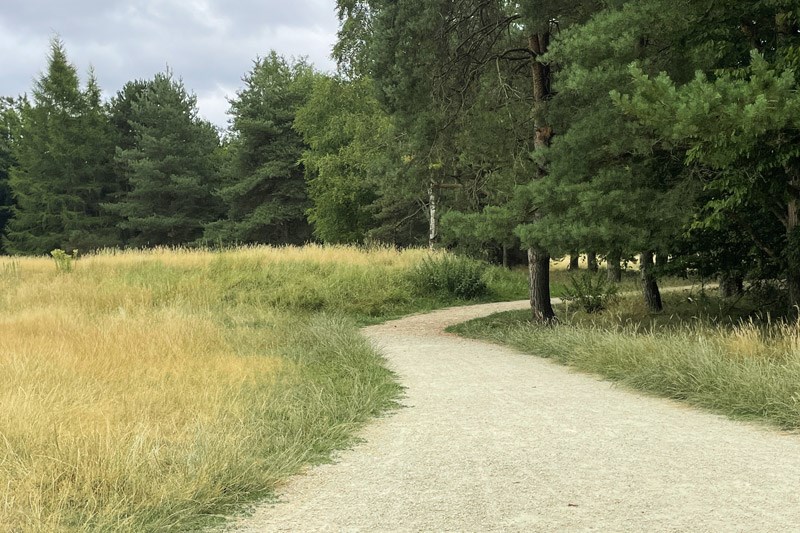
xmin=620 ymin=0 xmax=800 ymax=308
xmin=0 ymin=98 xmax=17 ymax=253
xmin=5 ymin=39 xmax=119 ymax=254
xmin=64 ymin=69 xmax=123 ymax=250
xmin=205 ymin=53 xmax=315 ymax=245
xmin=109 ymin=72 xmax=222 ymax=247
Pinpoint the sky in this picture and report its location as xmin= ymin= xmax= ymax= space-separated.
xmin=0 ymin=0 xmax=340 ymax=130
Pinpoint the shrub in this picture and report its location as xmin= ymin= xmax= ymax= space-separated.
xmin=409 ymin=253 xmax=488 ymax=299
xmin=562 ymin=271 xmax=618 ymax=313
xmin=50 ymin=249 xmax=78 ymax=273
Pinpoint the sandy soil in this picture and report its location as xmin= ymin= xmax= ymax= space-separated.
xmin=227 ymin=300 xmax=800 ymax=532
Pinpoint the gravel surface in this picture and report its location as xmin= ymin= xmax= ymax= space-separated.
xmin=227 ymin=300 xmax=800 ymax=532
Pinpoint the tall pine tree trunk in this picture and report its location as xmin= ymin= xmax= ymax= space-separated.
xmin=527 ymin=32 xmax=556 ymax=323
xmin=787 ymin=196 xmax=800 ymax=310
xmin=587 ymin=251 xmax=598 ymax=273
xmin=607 ymin=249 xmax=622 ymax=283
xmin=785 ymin=169 xmax=800 ymax=312
xmin=529 ymin=248 xmax=556 ymax=323
xmin=640 ymin=251 xmax=663 ymax=312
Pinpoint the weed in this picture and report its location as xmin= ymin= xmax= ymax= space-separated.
xmin=409 ymin=253 xmax=488 ymax=299
xmin=562 ymin=271 xmax=618 ymax=313
xmin=50 ymin=248 xmax=78 ymax=273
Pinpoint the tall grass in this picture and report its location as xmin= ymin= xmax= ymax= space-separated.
xmin=0 ymin=245 xmax=527 ymax=532
xmin=451 ymin=291 xmax=800 ymax=429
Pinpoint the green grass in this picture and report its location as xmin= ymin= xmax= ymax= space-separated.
xmin=0 ymin=245 xmax=530 ymax=532
xmin=450 ymin=289 xmax=800 ymax=430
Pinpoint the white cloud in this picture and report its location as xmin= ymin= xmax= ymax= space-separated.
xmin=196 ymin=84 xmax=235 ymax=131
xmin=0 ymin=0 xmax=339 ymax=129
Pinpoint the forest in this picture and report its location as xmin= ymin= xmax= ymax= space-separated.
xmin=1 ymin=0 xmax=798 ymax=321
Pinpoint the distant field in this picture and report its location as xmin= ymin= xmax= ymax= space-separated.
xmin=0 ymin=245 xmax=528 ymax=531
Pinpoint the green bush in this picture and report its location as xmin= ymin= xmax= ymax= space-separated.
xmin=562 ymin=271 xmax=618 ymax=313
xmin=50 ymin=248 xmax=78 ymax=273
xmin=409 ymin=253 xmax=488 ymax=299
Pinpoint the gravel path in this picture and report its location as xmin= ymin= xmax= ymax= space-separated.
xmin=229 ymin=300 xmax=800 ymax=532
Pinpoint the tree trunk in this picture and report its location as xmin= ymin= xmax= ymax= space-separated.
xmin=528 ymin=247 xmax=556 ymax=323
xmin=587 ymin=251 xmax=598 ymax=273
xmin=640 ymin=251 xmax=663 ymax=312
xmin=787 ymin=195 xmax=800 ymax=310
xmin=502 ymin=244 xmax=509 ymax=269
xmin=428 ymin=182 xmax=438 ymax=250
xmin=782 ymin=167 xmax=800 ymax=312
xmin=607 ymin=249 xmax=622 ymax=283
xmin=526 ymin=32 xmax=555 ymax=324
xmin=568 ymin=253 xmax=579 ymax=271
xmin=719 ymin=272 xmax=744 ymax=298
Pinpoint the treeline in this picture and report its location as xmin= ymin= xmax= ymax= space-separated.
xmin=316 ymin=0 xmax=799 ymax=319
xmin=2 ymin=0 xmax=799 ymax=319
xmin=0 ymin=41 xmax=314 ymax=255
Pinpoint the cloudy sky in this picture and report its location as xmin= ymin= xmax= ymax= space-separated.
xmin=1 ymin=0 xmax=340 ymax=129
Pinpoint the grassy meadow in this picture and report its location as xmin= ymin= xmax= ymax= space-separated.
xmin=0 ymin=245 xmax=528 ymax=532
xmin=451 ymin=288 xmax=800 ymax=429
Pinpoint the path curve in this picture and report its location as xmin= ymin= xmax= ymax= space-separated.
xmin=229 ymin=300 xmax=800 ymax=532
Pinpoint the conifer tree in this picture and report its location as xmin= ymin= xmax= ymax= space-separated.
xmin=5 ymin=39 xmax=119 ymax=254
xmin=516 ymin=0 xmax=702 ymax=312
xmin=620 ymin=0 xmax=800 ymax=308
xmin=205 ymin=53 xmax=315 ymax=245
xmin=0 ymin=98 xmax=17 ymax=253
xmin=109 ymin=72 xmax=222 ymax=247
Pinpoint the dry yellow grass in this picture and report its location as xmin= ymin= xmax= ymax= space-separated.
xmin=0 ymin=245 xmax=427 ymax=531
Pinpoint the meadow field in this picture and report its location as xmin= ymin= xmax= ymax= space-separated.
xmin=0 ymin=245 xmax=529 ymax=532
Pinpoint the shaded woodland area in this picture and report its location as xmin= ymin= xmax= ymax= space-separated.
xmin=1 ymin=0 xmax=799 ymax=320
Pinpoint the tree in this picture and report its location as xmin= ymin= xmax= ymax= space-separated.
xmin=109 ymin=71 xmax=222 ymax=247
xmin=334 ymin=0 xmax=608 ymax=321
xmin=5 ymin=39 xmax=120 ymax=254
xmin=295 ymin=75 xmax=396 ymax=243
xmin=0 ymin=98 xmax=17 ymax=253
xmin=618 ymin=0 xmax=800 ymax=308
xmin=205 ymin=53 xmax=315 ymax=246
xmin=352 ymin=0 xmax=522 ymax=249
xmin=516 ymin=0 xmax=734 ymax=312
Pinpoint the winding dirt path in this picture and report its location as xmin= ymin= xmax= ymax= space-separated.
xmin=229 ymin=300 xmax=800 ymax=532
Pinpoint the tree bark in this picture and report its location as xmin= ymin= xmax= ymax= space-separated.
xmin=640 ymin=251 xmax=663 ymax=312
xmin=502 ymin=244 xmax=509 ymax=269
xmin=526 ymin=32 xmax=555 ymax=324
xmin=528 ymin=247 xmax=556 ymax=323
xmin=787 ymin=194 xmax=800 ymax=310
xmin=784 ymin=166 xmax=800 ymax=311
xmin=568 ymin=253 xmax=579 ymax=271
xmin=587 ymin=251 xmax=598 ymax=273
xmin=607 ymin=249 xmax=622 ymax=283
